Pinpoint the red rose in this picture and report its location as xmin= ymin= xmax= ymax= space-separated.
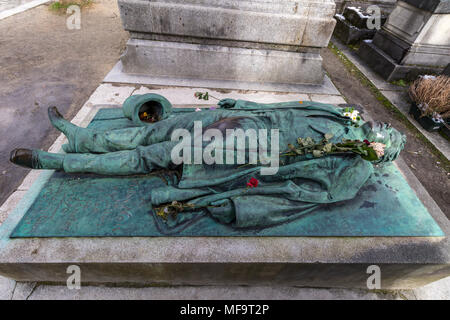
xmin=246 ymin=177 xmax=259 ymax=188
xmin=363 ymin=139 xmax=370 ymax=145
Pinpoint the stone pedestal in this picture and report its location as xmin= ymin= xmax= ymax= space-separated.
xmin=116 ymin=0 xmax=337 ymax=85
xmin=334 ymin=7 xmax=387 ymax=44
xmin=358 ymin=0 xmax=450 ymax=81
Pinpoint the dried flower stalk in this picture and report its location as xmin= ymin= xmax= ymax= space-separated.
xmin=408 ymin=75 xmax=450 ymax=119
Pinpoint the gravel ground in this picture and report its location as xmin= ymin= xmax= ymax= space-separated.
xmin=0 ymin=0 xmax=128 ymax=206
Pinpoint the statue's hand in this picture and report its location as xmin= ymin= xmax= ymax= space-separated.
xmin=218 ymin=98 xmax=236 ymax=109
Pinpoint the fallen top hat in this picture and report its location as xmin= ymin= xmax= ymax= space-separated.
xmin=122 ymin=93 xmax=173 ymax=126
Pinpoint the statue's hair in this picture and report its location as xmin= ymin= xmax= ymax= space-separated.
xmin=377 ymin=129 xmax=406 ymax=163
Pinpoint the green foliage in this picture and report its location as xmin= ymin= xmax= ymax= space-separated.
xmin=336 ymin=140 xmax=379 ymax=161
xmin=49 ymin=0 xmax=92 ymax=12
xmin=347 ymin=44 xmax=360 ymax=51
xmin=49 ymin=1 xmax=64 ymax=10
xmin=343 ymin=107 xmax=353 ymax=113
xmin=390 ymin=79 xmax=409 ymax=87
xmin=284 ymin=134 xmax=380 ymax=161
xmin=154 ymin=201 xmax=195 ymax=220
xmin=195 ymin=91 xmax=209 ymax=101
xmin=194 ymin=91 xmax=221 ymax=101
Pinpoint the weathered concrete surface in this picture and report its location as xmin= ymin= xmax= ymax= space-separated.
xmin=0 ymin=0 xmax=49 ymax=20
xmin=24 ymin=284 xmax=408 ymax=300
xmin=0 ymin=276 xmax=15 ymax=300
xmin=10 ymin=282 xmax=36 ymax=300
xmin=0 ymin=1 xmax=128 ymax=209
xmin=411 ymin=276 xmax=450 ymax=299
xmin=121 ymin=39 xmax=324 ymax=84
xmin=118 ymin=0 xmax=336 ymax=48
xmin=0 ymin=191 xmax=27 ymax=225
xmin=105 ymin=61 xmax=341 ymax=94
xmin=1 ymin=275 xmax=449 ymax=300
xmin=117 ymin=0 xmax=336 ymax=85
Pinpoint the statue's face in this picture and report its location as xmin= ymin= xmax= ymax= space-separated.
xmin=361 ymin=121 xmax=392 ymax=144
xmin=360 ymin=121 xmax=406 ymax=162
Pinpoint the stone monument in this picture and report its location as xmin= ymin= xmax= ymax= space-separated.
xmin=358 ymin=0 xmax=450 ymax=81
xmin=115 ymin=0 xmax=337 ymax=86
xmin=334 ymin=6 xmax=388 ymax=44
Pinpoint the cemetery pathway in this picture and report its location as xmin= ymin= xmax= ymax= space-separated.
xmin=322 ymin=47 xmax=450 ymax=219
xmin=0 ymin=0 xmax=128 ymax=206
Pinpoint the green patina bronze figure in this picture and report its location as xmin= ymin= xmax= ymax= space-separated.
xmin=10 ymin=94 xmax=406 ymax=228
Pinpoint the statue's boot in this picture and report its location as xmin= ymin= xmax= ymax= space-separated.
xmin=48 ymin=107 xmax=80 ymax=152
xmin=10 ymin=148 xmax=64 ymax=170
xmin=12 ymin=139 xmax=178 ymax=174
xmin=10 ymin=149 xmax=34 ymax=169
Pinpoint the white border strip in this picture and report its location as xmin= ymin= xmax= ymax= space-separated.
xmin=0 ymin=0 xmax=50 ymax=21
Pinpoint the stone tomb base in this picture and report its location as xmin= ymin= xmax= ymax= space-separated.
xmin=333 ymin=7 xmax=387 ymax=45
xmin=116 ymin=0 xmax=337 ymax=86
xmin=0 ymin=105 xmax=449 ymax=288
xmin=334 ymin=15 xmax=377 ymax=45
xmin=119 ymin=39 xmax=324 ymax=86
xmin=358 ymin=39 xmax=443 ymax=81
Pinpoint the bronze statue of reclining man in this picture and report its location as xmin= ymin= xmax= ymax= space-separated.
xmin=10 ymin=96 xmax=406 ymax=228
